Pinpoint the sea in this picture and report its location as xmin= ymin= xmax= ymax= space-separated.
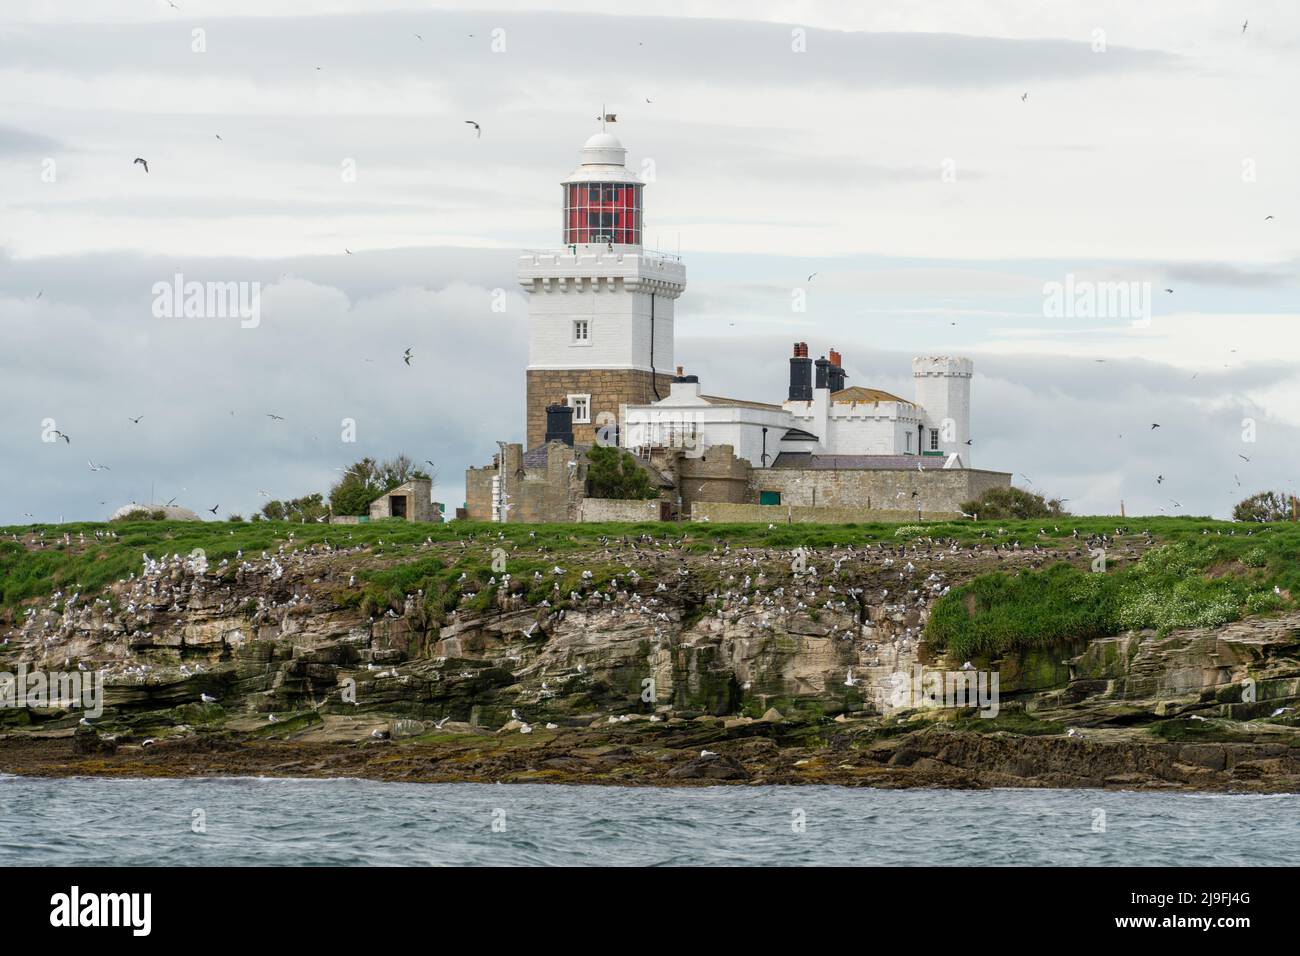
xmin=1 ymin=775 xmax=1296 ymax=866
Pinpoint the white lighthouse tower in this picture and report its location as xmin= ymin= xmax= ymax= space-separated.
xmin=519 ymin=127 xmax=687 ymax=448
xmin=912 ymin=356 xmax=973 ymax=464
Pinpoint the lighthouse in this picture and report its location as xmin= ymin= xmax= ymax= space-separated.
xmin=519 ymin=128 xmax=687 ymax=448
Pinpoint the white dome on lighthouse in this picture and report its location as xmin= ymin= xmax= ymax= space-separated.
xmin=564 ymin=129 xmax=638 ymax=185
xmin=583 ymin=131 xmax=623 ymax=151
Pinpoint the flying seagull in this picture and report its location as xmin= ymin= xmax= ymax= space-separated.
xmin=465 ymin=120 xmax=481 ymax=137
xmin=215 ymin=133 xmax=222 ymax=141
xmin=403 ymin=347 xmax=413 ymax=366
xmin=206 ymin=505 xmax=219 ymax=515
xmin=35 ymin=290 xmax=42 ymax=300
xmin=129 ymin=415 xmax=143 ymax=424
xmin=1242 ymin=19 xmax=1248 ymax=34
xmin=266 ymin=413 xmax=285 ymax=421
xmin=1264 ymin=215 xmax=1274 ymax=221
xmin=806 ymin=272 xmax=817 ymax=282
xmin=88 ymin=460 xmax=110 ymax=472
xmin=1163 ymin=288 xmax=1173 ymax=293
xmin=52 ymin=430 xmax=70 ymax=444
xmin=133 ymin=157 xmax=149 ymax=173
xmin=1021 ymin=92 xmax=1028 ymax=101
xmin=1150 ymin=423 xmax=1160 ymax=429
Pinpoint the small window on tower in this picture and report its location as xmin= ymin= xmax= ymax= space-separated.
xmin=568 ymin=394 xmax=591 ymax=424
xmin=930 ymin=429 xmax=939 ymax=451
xmin=573 ymin=319 xmax=589 ymax=343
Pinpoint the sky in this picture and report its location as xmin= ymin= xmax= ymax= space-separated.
xmin=1 ymin=0 xmax=1297 ymax=522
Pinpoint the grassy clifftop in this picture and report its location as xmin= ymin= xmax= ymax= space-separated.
xmin=927 ymin=530 xmax=1300 ymax=658
xmin=2 ymin=517 xmax=1297 ymax=659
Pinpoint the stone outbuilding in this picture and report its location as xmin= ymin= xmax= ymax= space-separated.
xmin=369 ymin=478 xmax=438 ymax=522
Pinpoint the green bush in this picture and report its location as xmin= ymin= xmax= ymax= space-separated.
xmin=960 ymin=486 xmax=1067 ymax=520
xmin=586 ymin=446 xmax=657 ymax=500
xmin=1233 ymin=490 xmax=1291 ymax=523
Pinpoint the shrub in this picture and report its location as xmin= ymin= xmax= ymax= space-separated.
xmin=1233 ymin=491 xmax=1291 ymax=523
xmin=586 ymin=445 xmax=657 ymax=500
xmin=960 ymin=486 xmax=1068 ymax=520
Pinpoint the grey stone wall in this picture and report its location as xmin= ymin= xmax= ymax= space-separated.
xmin=750 ymin=467 xmax=1009 ymax=514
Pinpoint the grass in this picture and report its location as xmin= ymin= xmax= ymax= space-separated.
xmin=4 ymin=516 xmax=1299 ymax=656
xmin=925 ymin=526 xmax=1300 ymax=659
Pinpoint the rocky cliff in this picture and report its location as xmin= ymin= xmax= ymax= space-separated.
xmin=2 ymin=528 xmax=1297 ymax=790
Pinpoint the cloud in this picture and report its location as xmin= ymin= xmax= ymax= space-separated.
xmin=0 ymin=124 xmax=61 ymax=156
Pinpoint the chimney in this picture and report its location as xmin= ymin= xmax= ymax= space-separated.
xmin=670 ymin=371 xmax=701 ymax=399
xmin=827 ymin=349 xmax=847 ymax=392
xmin=814 ymin=355 xmax=831 ymax=390
xmin=544 ymin=403 xmax=575 ymax=446
xmin=788 ymin=342 xmax=812 ymax=401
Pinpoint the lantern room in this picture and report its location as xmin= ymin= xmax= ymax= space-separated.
xmin=561 ymin=131 xmax=644 ymax=247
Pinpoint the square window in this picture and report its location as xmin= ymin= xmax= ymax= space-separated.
xmin=573 ymin=319 xmax=589 ymax=342
xmin=568 ymin=394 xmax=591 ymax=424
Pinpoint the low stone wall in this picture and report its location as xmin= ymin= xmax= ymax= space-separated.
xmin=580 ymin=498 xmax=663 ymax=523
xmin=689 ymin=502 xmax=964 ymax=524
xmin=751 ymin=467 xmax=1009 ymax=514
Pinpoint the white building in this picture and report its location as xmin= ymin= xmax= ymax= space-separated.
xmin=519 ymin=129 xmax=686 ymax=449
xmin=623 ymin=343 xmax=974 ymax=470
xmin=513 ymin=124 xmax=976 ymax=474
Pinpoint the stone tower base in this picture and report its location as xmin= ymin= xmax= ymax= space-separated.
xmin=526 ymin=368 xmax=674 ymax=448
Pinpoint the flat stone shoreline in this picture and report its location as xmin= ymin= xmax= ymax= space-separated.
xmin=4 ymin=716 xmax=1297 ymax=792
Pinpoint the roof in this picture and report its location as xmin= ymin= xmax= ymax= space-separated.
xmin=522 ymin=442 xmax=589 ymax=468
xmin=781 ymin=428 xmax=819 ymax=441
xmin=830 ymin=386 xmax=915 ymax=406
xmin=770 ymin=454 xmax=954 ymax=471
xmin=700 ymin=394 xmax=785 ymax=411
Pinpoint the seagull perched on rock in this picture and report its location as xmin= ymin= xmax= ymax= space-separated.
xmin=700 ymin=749 xmax=717 ymax=758
xmin=200 ymin=693 xmax=218 ymax=703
